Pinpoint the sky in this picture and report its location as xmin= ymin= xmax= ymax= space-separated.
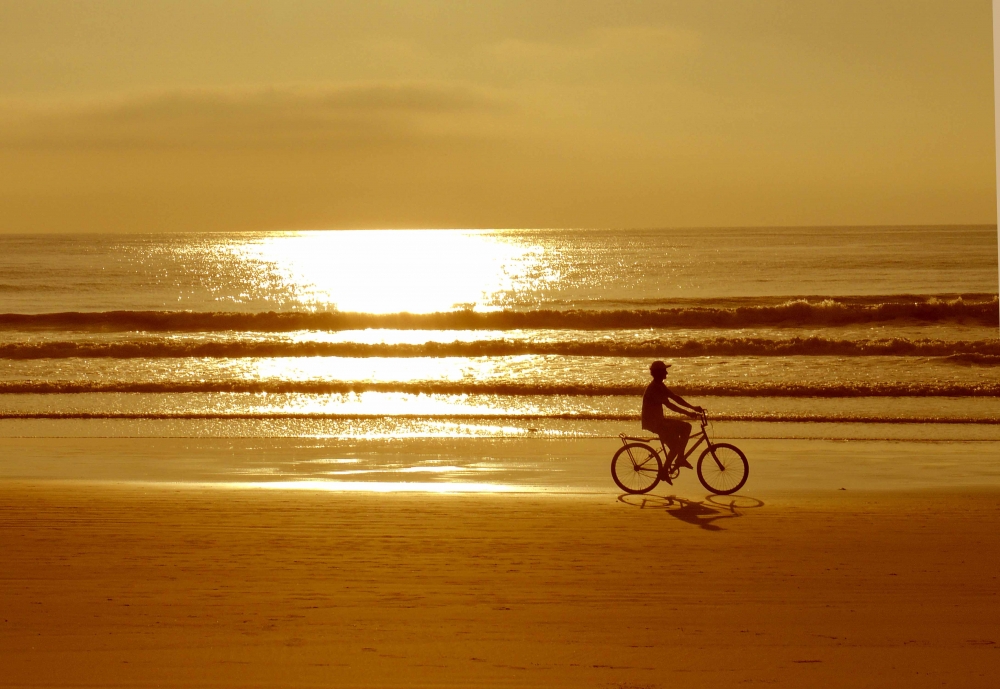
xmin=0 ymin=0 xmax=995 ymax=233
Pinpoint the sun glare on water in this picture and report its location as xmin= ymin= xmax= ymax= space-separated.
xmin=234 ymin=230 xmax=544 ymax=313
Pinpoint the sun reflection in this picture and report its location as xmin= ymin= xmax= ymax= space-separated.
xmin=240 ymin=481 xmax=529 ymax=493
xmin=232 ymin=230 xmax=545 ymax=313
xmin=240 ymin=391 xmax=560 ymax=417
xmin=251 ymin=356 xmax=477 ymax=383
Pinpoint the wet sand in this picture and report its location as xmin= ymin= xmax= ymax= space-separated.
xmin=3 ymin=433 xmax=1000 ymax=493
xmin=2 ymin=481 xmax=998 ymax=688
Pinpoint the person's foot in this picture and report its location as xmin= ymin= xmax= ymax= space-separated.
xmin=676 ymin=456 xmax=694 ymax=470
xmin=658 ymin=466 xmax=673 ymax=484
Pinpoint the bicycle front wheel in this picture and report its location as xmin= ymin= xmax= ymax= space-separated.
xmin=697 ymin=443 xmax=749 ymax=495
xmin=611 ymin=443 xmax=662 ymax=494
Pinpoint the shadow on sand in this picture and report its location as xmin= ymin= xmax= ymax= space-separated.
xmin=617 ymin=493 xmax=765 ymax=531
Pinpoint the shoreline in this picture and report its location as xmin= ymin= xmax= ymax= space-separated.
xmin=1 ymin=434 xmax=998 ymax=495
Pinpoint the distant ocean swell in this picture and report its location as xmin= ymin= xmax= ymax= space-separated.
xmin=0 ymin=411 xmax=994 ymax=424
xmin=3 ymin=381 xmax=997 ymax=397
xmin=2 ymin=296 xmax=996 ymax=332
xmin=2 ymin=337 xmax=999 ymax=359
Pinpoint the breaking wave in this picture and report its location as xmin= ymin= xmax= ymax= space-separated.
xmin=1 ymin=381 xmax=997 ymax=397
xmin=1 ymin=337 xmax=998 ymax=359
xmin=1 ymin=295 xmax=996 ymax=332
xmin=0 ymin=411 xmax=994 ymax=424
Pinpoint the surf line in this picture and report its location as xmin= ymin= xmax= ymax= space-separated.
xmin=2 ymin=381 xmax=998 ymax=397
xmin=0 ymin=412 xmax=996 ymax=424
xmin=1 ymin=295 xmax=996 ymax=331
xmin=2 ymin=337 xmax=999 ymax=359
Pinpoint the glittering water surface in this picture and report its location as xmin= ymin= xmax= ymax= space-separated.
xmin=2 ymin=227 xmax=995 ymax=312
xmin=0 ymin=227 xmax=997 ymax=487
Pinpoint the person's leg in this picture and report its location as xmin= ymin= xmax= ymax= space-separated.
xmin=655 ymin=431 xmax=677 ymax=483
xmin=659 ymin=420 xmax=692 ymax=468
xmin=649 ymin=423 xmax=679 ymax=483
xmin=671 ymin=421 xmax=693 ymax=468
xmin=659 ymin=430 xmax=679 ymax=463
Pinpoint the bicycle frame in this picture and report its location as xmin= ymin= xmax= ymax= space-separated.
xmin=618 ymin=412 xmax=711 ymax=465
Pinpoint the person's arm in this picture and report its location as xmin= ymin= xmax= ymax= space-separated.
xmin=664 ymin=389 xmax=704 ymax=417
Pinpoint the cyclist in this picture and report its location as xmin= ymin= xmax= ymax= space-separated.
xmin=641 ymin=360 xmax=704 ymax=483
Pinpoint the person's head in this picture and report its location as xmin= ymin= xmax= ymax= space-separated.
xmin=649 ymin=360 xmax=670 ymax=380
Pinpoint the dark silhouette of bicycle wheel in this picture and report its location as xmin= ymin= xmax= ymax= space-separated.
xmin=697 ymin=443 xmax=749 ymax=495
xmin=611 ymin=443 xmax=662 ymax=494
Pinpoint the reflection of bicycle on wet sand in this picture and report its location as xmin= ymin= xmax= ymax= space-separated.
xmin=611 ymin=411 xmax=749 ymax=495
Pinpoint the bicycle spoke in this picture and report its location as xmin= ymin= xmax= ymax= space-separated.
xmin=710 ymin=450 xmax=724 ymax=471
xmin=612 ymin=444 xmax=661 ymax=494
xmin=698 ymin=443 xmax=748 ymax=495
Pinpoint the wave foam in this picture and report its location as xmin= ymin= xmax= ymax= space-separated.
xmin=0 ymin=411 xmax=993 ymax=424
xmin=1 ymin=337 xmax=998 ymax=359
xmin=1 ymin=381 xmax=997 ymax=397
xmin=2 ymin=295 xmax=995 ymax=332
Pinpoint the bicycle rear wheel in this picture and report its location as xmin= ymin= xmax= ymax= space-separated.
xmin=611 ymin=443 xmax=662 ymax=494
xmin=697 ymin=443 xmax=749 ymax=495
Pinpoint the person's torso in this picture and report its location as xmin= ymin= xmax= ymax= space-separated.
xmin=641 ymin=381 xmax=669 ymax=429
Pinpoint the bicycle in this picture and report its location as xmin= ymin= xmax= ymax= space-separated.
xmin=611 ymin=412 xmax=749 ymax=495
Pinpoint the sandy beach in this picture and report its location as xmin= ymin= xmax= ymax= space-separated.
xmin=2 ymin=480 xmax=998 ymax=688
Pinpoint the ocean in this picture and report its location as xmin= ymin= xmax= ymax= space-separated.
xmin=1 ymin=226 xmax=998 ymax=490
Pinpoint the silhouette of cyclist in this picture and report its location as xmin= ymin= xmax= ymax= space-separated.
xmin=642 ymin=360 xmax=704 ymax=483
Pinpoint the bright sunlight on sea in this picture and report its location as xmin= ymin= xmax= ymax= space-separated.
xmin=0 ymin=226 xmax=997 ymax=488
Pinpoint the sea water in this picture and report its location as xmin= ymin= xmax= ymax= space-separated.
xmin=0 ymin=227 xmax=997 ymax=488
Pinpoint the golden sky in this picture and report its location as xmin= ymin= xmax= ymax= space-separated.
xmin=0 ymin=0 xmax=994 ymax=232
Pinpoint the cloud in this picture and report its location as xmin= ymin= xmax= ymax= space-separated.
xmin=0 ymin=83 xmax=508 ymax=150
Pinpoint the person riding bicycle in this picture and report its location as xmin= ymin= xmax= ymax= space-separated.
xmin=642 ymin=360 xmax=704 ymax=482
